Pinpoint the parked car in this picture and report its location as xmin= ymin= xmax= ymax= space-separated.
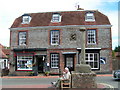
xmin=113 ymin=70 xmax=120 ymax=79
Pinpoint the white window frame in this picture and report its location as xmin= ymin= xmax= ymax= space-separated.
xmin=51 ymin=30 xmax=60 ymax=45
xmin=17 ymin=55 xmax=33 ymax=71
xmin=51 ymin=54 xmax=59 ymax=68
xmin=19 ymin=32 xmax=27 ymax=46
xmin=87 ymin=30 xmax=96 ymax=44
xmin=85 ymin=53 xmax=99 ymax=69
xmin=51 ymin=14 xmax=61 ymax=22
xmin=85 ymin=13 xmax=95 ymax=21
xmin=0 ymin=59 xmax=8 ymax=69
xmin=22 ymin=16 xmax=31 ymax=24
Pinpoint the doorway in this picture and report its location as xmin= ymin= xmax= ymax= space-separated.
xmin=64 ymin=55 xmax=74 ymax=72
xmin=36 ymin=55 xmax=45 ymax=73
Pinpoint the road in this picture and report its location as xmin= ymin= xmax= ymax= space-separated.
xmin=0 ymin=75 xmax=120 ymax=89
xmin=96 ymin=75 xmax=120 ymax=88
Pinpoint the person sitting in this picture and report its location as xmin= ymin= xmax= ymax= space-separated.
xmin=51 ymin=67 xmax=71 ymax=88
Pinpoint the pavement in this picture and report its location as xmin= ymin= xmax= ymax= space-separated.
xmin=1 ymin=74 xmax=114 ymax=89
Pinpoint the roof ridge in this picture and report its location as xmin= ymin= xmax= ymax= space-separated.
xmin=24 ymin=10 xmax=98 ymax=14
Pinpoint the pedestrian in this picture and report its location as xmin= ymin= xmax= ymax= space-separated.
xmin=51 ymin=67 xmax=71 ymax=88
xmin=32 ymin=64 xmax=38 ymax=76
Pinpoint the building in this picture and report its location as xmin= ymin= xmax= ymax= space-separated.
xmin=9 ymin=10 xmax=112 ymax=75
xmin=0 ymin=43 xmax=10 ymax=69
xmin=113 ymin=52 xmax=120 ymax=70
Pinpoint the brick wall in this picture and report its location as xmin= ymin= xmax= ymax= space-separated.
xmin=10 ymin=26 xmax=112 ymax=73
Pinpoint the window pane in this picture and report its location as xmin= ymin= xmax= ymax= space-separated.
xmin=19 ymin=32 xmax=27 ymax=45
xmin=17 ymin=55 xmax=33 ymax=70
xmin=90 ymin=62 xmax=93 ymax=68
xmin=90 ymin=54 xmax=93 ymax=61
xmin=85 ymin=53 xmax=99 ymax=69
xmin=86 ymin=62 xmax=88 ymax=64
xmin=66 ymin=57 xmax=73 ymax=67
xmin=52 ymin=14 xmax=61 ymax=22
xmin=94 ymin=54 xmax=98 ymax=61
xmin=51 ymin=54 xmax=59 ymax=68
xmin=22 ymin=16 xmax=31 ymax=24
xmin=87 ymin=30 xmax=96 ymax=44
xmin=94 ymin=62 xmax=98 ymax=68
xmin=85 ymin=13 xmax=95 ymax=21
xmin=51 ymin=31 xmax=59 ymax=45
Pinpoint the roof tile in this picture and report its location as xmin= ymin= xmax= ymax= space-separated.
xmin=11 ymin=10 xmax=111 ymax=28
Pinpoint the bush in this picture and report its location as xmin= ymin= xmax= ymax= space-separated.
xmin=1 ymin=68 xmax=9 ymax=76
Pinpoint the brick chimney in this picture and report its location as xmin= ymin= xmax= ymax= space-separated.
xmin=77 ymin=5 xmax=84 ymax=10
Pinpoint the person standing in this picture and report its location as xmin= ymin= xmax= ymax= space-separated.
xmin=32 ymin=64 xmax=38 ymax=76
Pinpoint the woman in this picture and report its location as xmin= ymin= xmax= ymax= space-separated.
xmin=51 ymin=67 xmax=71 ymax=88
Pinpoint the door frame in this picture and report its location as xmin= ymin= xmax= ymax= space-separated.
xmin=64 ymin=54 xmax=75 ymax=71
xmin=36 ymin=55 xmax=45 ymax=73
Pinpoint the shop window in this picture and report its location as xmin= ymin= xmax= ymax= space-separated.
xmin=17 ymin=55 xmax=33 ymax=71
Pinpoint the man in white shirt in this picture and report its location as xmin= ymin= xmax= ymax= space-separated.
xmin=51 ymin=67 xmax=71 ymax=88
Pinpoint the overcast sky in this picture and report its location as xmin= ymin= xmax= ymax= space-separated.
xmin=0 ymin=0 xmax=119 ymax=49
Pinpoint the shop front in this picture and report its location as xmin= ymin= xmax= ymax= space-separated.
xmin=12 ymin=48 xmax=47 ymax=75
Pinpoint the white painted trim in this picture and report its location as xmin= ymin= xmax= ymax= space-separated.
xmin=77 ymin=48 xmax=101 ymax=50
xmin=62 ymin=52 xmax=76 ymax=54
xmin=25 ymin=10 xmax=98 ymax=14
xmin=51 ymin=14 xmax=62 ymax=22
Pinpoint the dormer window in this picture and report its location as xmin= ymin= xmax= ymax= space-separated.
xmin=22 ymin=14 xmax=31 ymax=24
xmin=85 ymin=12 xmax=95 ymax=21
xmin=51 ymin=13 xmax=61 ymax=22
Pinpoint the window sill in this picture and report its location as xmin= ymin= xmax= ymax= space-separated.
xmin=85 ymin=20 xmax=95 ymax=22
xmin=87 ymin=43 xmax=96 ymax=45
xmin=51 ymin=44 xmax=60 ymax=46
xmin=21 ymin=22 xmax=30 ymax=24
xmin=50 ymin=22 xmax=61 ymax=24
xmin=51 ymin=67 xmax=59 ymax=69
xmin=19 ymin=44 xmax=27 ymax=46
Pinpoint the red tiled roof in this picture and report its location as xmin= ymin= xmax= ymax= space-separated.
xmin=2 ymin=49 xmax=10 ymax=55
xmin=11 ymin=10 xmax=111 ymax=28
xmin=0 ymin=43 xmax=10 ymax=58
xmin=1 ymin=51 xmax=8 ymax=58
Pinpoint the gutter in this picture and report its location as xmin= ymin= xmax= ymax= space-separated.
xmin=10 ymin=25 xmax=112 ymax=31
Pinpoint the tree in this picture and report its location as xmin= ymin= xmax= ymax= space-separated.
xmin=114 ymin=45 xmax=120 ymax=52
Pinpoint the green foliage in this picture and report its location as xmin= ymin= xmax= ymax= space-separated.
xmin=114 ymin=46 xmax=120 ymax=52
xmin=44 ymin=71 xmax=50 ymax=76
xmin=112 ymin=50 xmax=116 ymax=58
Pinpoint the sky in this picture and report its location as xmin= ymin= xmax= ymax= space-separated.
xmin=0 ymin=0 xmax=119 ymax=49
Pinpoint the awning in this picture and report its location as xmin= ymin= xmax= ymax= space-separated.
xmin=77 ymin=48 xmax=101 ymax=53
xmin=62 ymin=52 xmax=76 ymax=55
